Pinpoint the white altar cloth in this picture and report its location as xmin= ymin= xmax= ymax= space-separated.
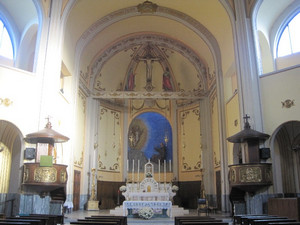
xmin=123 ymin=200 xmax=172 ymax=217
xmin=128 ymin=192 xmax=169 ymax=201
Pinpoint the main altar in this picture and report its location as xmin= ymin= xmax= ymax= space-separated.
xmin=120 ymin=160 xmax=176 ymax=217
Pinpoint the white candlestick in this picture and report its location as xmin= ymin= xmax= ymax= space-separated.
xmin=138 ymin=160 xmax=140 ymax=184
xmin=132 ymin=159 xmax=134 ymax=184
xmin=158 ymin=159 xmax=160 ymax=183
xmin=164 ymin=159 xmax=166 ymax=184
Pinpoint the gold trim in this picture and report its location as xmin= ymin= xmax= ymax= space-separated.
xmin=34 ymin=167 xmax=57 ymax=183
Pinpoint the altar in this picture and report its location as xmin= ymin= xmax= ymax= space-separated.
xmin=120 ymin=160 xmax=176 ymax=218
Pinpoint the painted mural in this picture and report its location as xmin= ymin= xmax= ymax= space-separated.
xmin=128 ymin=112 xmax=172 ymax=172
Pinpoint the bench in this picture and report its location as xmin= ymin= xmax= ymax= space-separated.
xmin=269 ymin=223 xmax=300 ymax=225
xmin=241 ymin=216 xmax=287 ymax=225
xmin=0 ymin=219 xmax=42 ymax=225
xmin=179 ymin=222 xmax=228 ymax=225
xmin=70 ymin=222 xmax=119 ymax=225
xmin=175 ymin=216 xmax=219 ymax=225
xmin=234 ymin=215 xmax=268 ymax=225
xmin=8 ymin=216 xmax=48 ymax=225
xmin=88 ymin=215 xmax=127 ymax=225
xmin=251 ymin=219 xmax=297 ymax=225
xmin=30 ymin=214 xmax=64 ymax=225
xmin=0 ymin=222 xmax=31 ymax=225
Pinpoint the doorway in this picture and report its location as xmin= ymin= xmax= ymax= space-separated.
xmin=73 ymin=170 xmax=81 ymax=211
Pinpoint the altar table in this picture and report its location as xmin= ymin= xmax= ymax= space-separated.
xmin=128 ymin=192 xmax=169 ymax=201
xmin=123 ymin=200 xmax=172 ymax=217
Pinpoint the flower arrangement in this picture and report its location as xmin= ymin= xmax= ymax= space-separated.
xmin=119 ymin=185 xmax=127 ymax=192
xmin=171 ymin=185 xmax=179 ymax=192
xmin=138 ymin=207 xmax=154 ymax=219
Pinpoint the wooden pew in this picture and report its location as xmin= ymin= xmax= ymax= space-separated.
xmin=30 ymin=214 xmax=64 ymax=225
xmin=78 ymin=218 xmax=122 ymax=225
xmin=8 ymin=216 xmax=48 ymax=225
xmin=179 ymin=222 xmax=229 ymax=225
xmin=70 ymin=221 xmax=118 ymax=225
xmin=0 ymin=219 xmax=42 ymax=225
xmin=241 ymin=216 xmax=286 ymax=225
xmin=251 ymin=219 xmax=297 ymax=225
xmin=234 ymin=215 xmax=267 ymax=225
xmin=87 ymin=215 xmax=127 ymax=225
xmin=175 ymin=216 xmax=219 ymax=225
xmin=0 ymin=222 xmax=31 ymax=225
xmin=269 ymin=222 xmax=300 ymax=225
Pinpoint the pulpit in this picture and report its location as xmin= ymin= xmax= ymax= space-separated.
xmin=22 ymin=121 xmax=69 ymax=201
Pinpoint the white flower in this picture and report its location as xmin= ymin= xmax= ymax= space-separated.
xmin=138 ymin=207 xmax=154 ymax=219
xmin=172 ymin=185 xmax=179 ymax=192
xmin=119 ymin=185 xmax=127 ymax=192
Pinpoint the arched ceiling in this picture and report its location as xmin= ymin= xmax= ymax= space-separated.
xmin=64 ymin=0 xmax=230 ymax=98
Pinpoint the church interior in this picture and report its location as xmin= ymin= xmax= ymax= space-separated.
xmin=0 ymin=0 xmax=300 ymax=222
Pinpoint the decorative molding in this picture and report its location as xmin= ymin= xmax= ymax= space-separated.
xmin=93 ymin=91 xmax=207 ymax=100
xmin=0 ymin=98 xmax=13 ymax=107
xmin=281 ymin=99 xmax=295 ymax=108
xmin=137 ymin=1 xmax=158 ymax=14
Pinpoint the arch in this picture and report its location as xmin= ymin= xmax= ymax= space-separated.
xmin=0 ymin=120 xmax=24 ymax=194
xmin=269 ymin=120 xmax=300 ymax=195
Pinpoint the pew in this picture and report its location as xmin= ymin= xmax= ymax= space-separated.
xmin=234 ymin=215 xmax=267 ymax=225
xmin=8 ymin=216 xmax=48 ymax=225
xmin=241 ymin=216 xmax=287 ymax=225
xmin=251 ymin=219 xmax=297 ymax=225
xmin=87 ymin=215 xmax=127 ymax=225
xmin=30 ymin=214 xmax=64 ymax=225
xmin=175 ymin=216 xmax=220 ymax=225
xmin=0 ymin=222 xmax=31 ymax=225
xmin=179 ymin=222 xmax=228 ymax=225
xmin=269 ymin=223 xmax=300 ymax=225
xmin=70 ymin=221 xmax=118 ymax=225
xmin=0 ymin=219 xmax=42 ymax=225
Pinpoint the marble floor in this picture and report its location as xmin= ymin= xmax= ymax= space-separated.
xmin=63 ymin=209 xmax=233 ymax=225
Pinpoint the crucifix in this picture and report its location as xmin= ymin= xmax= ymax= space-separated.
xmin=137 ymin=45 xmax=161 ymax=91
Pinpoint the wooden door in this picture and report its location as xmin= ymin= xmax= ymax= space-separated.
xmin=73 ymin=170 xmax=81 ymax=211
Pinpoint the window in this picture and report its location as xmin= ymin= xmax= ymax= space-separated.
xmin=277 ymin=12 xmax=300 ymax=57
xmin=0 ymin=19 xmax=13 ymax=59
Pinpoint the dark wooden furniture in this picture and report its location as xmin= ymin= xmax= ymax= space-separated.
xmin=268 ymin=198 xmax=300 ymax=221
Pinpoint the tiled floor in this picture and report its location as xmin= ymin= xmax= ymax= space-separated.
xmin=63 ymin=209 xmax=233 ymax=225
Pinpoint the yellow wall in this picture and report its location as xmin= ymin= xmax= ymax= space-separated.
xmin=260 ymin=66 xmax=300 ymax=135
xmin=177 ymin=103 xmax=202 ymax=181
xmin=225 ymin=92 xmax=240 ymax=165
xmin=97 ymin=104 xmax=123 ymax=181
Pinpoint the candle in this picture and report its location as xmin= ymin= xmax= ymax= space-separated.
xmin=132 ymin=159 xmax=134 ymax=184
xmin=164 ymin=159 xmax=166 ymax=183
xmin=169 ymin=159 xmax=171 ymax=172
xmin=138 ymin=160 xmax=140 ymax=184
xmin=127 ymin=159 xmax=129 ymax=172
xmin=158 ymin=159 xmax=160 ymax=183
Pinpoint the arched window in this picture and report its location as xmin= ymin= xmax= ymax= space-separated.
xmin=277 ymin=12 xmax=300 ymax=57
xmin=0 ymin=19 xmax=13 ymax=59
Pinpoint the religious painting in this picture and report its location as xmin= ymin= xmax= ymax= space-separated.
xmin=128 ymin=112 xmax=172 ymax=172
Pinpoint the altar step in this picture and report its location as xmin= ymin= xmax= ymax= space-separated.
xmin=109 ymin=205 xmax=189 ymax=217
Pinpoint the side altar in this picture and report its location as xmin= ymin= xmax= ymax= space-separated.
xmin=120 ymin=161 xmax=176 ymax=217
